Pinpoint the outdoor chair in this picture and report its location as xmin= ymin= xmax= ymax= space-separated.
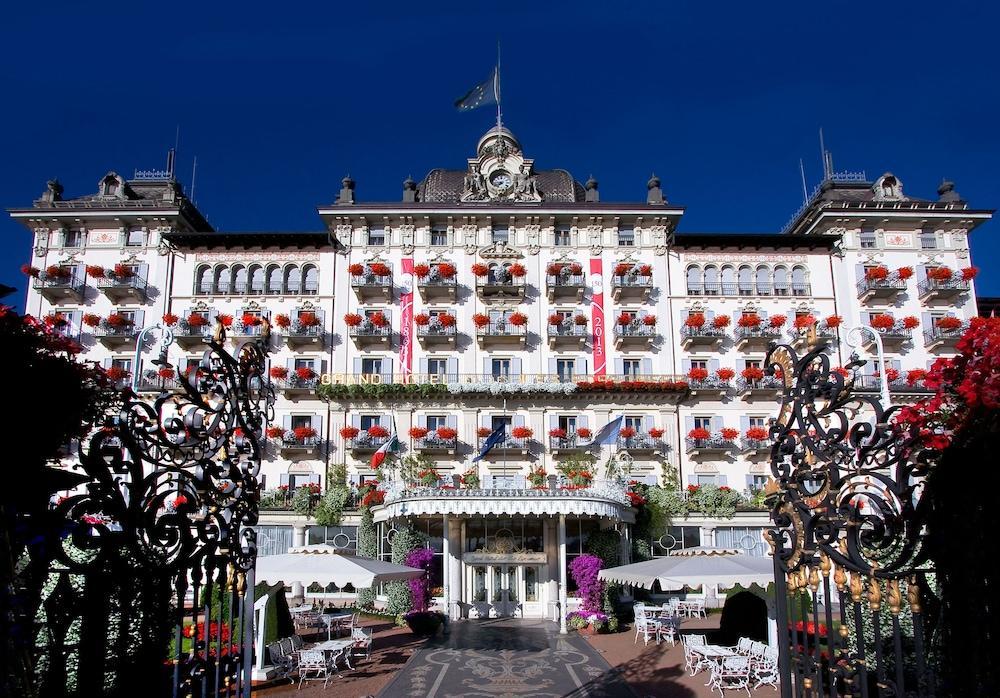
xmin=351 ymin=627 xmax=373 ymax=661
xmin=633 ymin=612 xmax=660 ymax=646
xmin=752 ymin=647 xmax=779 ymax=690
xmin=293 ymin=611 xmax=325 ymax=638
xmin=682 ymin=634 xmax=709 ymax=675
xmin=267 ymin=640 xmax=297 ymax=684
xmin=748 ymin=640 xmax=767 ymax=660
xmin=734 ymin=637 xmax=754 ymax=655
xmin=689 ymin=599 xmax=707 ymax=618
xmin=297 ymin=648 xmax=337 ymax=689
xmin=709 ymin=655 xmax=752 ymax=697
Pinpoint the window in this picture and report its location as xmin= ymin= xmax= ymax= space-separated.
xmin=367 ymin=226 xmax=386 ymax=246
xmin=693 ymin=416 xmax=712 ymax=431
xmin=624 ymin=415 xmax=643 ymax=432
xmin=266 ymin=266 xmax=282 ymax=295
xmin=554 ymin=227 xmax=571 ymax=246
xmin=248 ymin=266 xmax=265 ymax=295
xmin=430 ymin=228 xmax=448 ymax=246
xmin=617 ymin=227 xmax=635 ymax=246
xmin=755 ymin=266 xmax=771 ymax=295
xmin=697 ymin=475 xmax=719 ymax=486
xmin=284 ymin=266 xmax=301 ymax=294
xmin=651 ymin=526 xmax=701 ymax=556
xmin=427 ymin=358 xmax=448 ymax=377
xmin=491 ymin=358 xmax=511 ymax=378
xmin=491 ymin=226 xmax=509 ymax=244
xmin=920 ymin=229 xmax=938 ymax=250
xmin=359 ymin=415 xmax=380 ymax=431
xmin=622 ymin=359 xmax=642 ymax=377
xmin=703 ymin=266 xmax=719 ymax=295
xmin=745 ymin=359 xmax=762 ymax=370
xmin=490 ymin=415 xmax=512 ymax=433
xmin=555 ymin=359 xmax=575 ymax=382
xmin=748 ymin=416 xmax=767 ymax=430
xmin=558 ymin=416 xmax=578 ymax=433
xmin=63 ymin=229 xmax=83 ymax=248
xmin=126 ymin=228 xmax=145 ymax=246
xmin=686 ymin=266 xmax=702 ymax=295
xmin=859 ymin=227 xmax=877 ymax=249
xmin=360 ymin=358 xmax=382 ymax=376
xmin=750 ymin=475 xmax=768 ymax=490
xmin=691 ymin=359 xmax=708 ymax=371
xmin=111 ymin=357 xmax=132 ymax=374
xmin=773 ymin=267 xmax=789 ymax=295
xmin=791 ymin=266 xmax=808 ymax=296
xmin=302 ymin=265 xmax=319 ymax=294
xmin=738 ymin=266 xmax=753 ymax=295
xmin=426 ymin=415 xmax=447 ymax=431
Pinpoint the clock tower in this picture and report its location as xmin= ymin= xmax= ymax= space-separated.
xmin=460 ymin=127 xmax=542 ymax=203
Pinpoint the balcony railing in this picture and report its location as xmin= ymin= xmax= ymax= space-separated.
xmin=174 ymin=324 xmax=212 ymax=347
xmin=272 ymin=375 xmax=320 ymax=393
xmin=617 ymin=434 xmax=663 ymax=451
xmin=413 ymin=435 xmax=458 ymax=452
xmin=476 ymin=321 xmax=527 ymax=347
xmin=33 ymin=274 xmax=86 ymax=301
xmin=687 ymin=282 xmax=811 ymax=297
xmin=476 ymin=435 xmax=528 ymax=453
xmin=856 ymin=276 xmax=906 ymax=301
xmin=475 ymin=275 xmax=526 ymax=300
xmin=854 ymin=375 xmax=933 ymax=394
xmin=614 ymin=322 xmax=656 ymax=338
xmin=680 ymin=326 xmax=727 ymax=346
xmin=685 ymin=435 xmax=738 ymax=453
xmin=416 ymin=323 xmax=457 ymax=338
xmin=736 ymin=376 xmax=782 ymax=394
xmin=734 ymin=325 xmax=783 ymax=346
xmin=866 ymin=326 xmax=912 ymax=342
xmin=346 ymin=435 xmax=394 ymax=452
xmin=611 ymin=274 xmax=652 ymax=301
xmin=351 ymin=272 xmax=392 ymax=300
xmin=548 ymin=433 xmax=592 ymax=451
xmin=278 ymin=434 xmax=322 ymax=452
xmin=97 ymin=274 xmax=148 ymax=302
xmin=92 ymin=324 xmax=140 ymax=347
xmin=546 ymin=273 xmax=586 ymax=301
xmin=381 ymin=477 xmax=629 ymax=506
xmin=416 ymin=273 xmax=457 ymax=300
xmin=741 ymin=437 xmax=771 ymax=453
xmin=918 ymin=277 xmax=970 ymax=300
xmin=284 ymin=323 xmax=323 ymax=348
xmin=687 ymin=376 xmax=731 ymax=394
xmin=137 ymin=372 xmax=182 ymax=392
xmin=548 ymin=322 xmax=588 ymax=338
xmin=924 ymin=324 xmax=967 ymax=348
xmin=348 ymin=323 xmax=392 ymax=345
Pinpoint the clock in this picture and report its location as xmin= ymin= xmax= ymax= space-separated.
xmin=489 ymin=170 xmax=513 ymax=191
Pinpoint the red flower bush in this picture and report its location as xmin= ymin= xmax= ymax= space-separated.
xmin=162 ymin=313 xmax=178 ymax=326
xmin=642 ymin=314 xmax=657 ymax=326
xmin=549 ymin=428 xmax=567 ymax=439
xmin=477 ymin=426 xmax=492 ymax=438
xmin=437 ymin=262 xmax=457 ymax=278
xmin=614 ymin=263 xmax=632 ymax=276
xmin=217 ymin=314 xmax=233 ymax=327
xmin=746 ymin=426 xmax=768 ymax=441
xmin=648 ymin=427 xmax=665 ymax=438
xmin=408 ymin=426 xmax=429 ymax=439
xmin=897 ymin=266 xmax=914 ymax=280
xmin=414 ymin=313 xmax=430 ymax=326
xmin=437 ymin=314 xmax=456 ymax=327
xmin=413 ymin=263 xmax=430 ymax=278
xmin=241 ymin=313 xmax=261 ymax=327
xmin=824 ymin=315 xmax=842 ymax=328
xmin=367 ymin=424 xmax=389 ymax=438
xmin=269 ymin=366 xmax=288 ymax=379
xmin=928 ymin=266 xmax=953 ymax=281
xmin=298 ymin=312 xmax=320 ymax=327
xmin=105 ymin=313 xmax=132 ymax=328
xmin=508 ymin=312 xmax=527 ymax=326
xmin=687 ymin=366 xmax=709 ymax=381
xmin=339 ymin=426 xmax=360 ymax=439
xmin=508 ymin=263 xmax=526 ymax=277
xmin=295 ymin=366 xmax=316 ymax=380
xmin=906 ymin=369 xmax=927 ymax=385
xmin=770 ymin=314 xmax=787 ymax=328
xmin=716 ymin=367 xmax=735 ymax=381
xmin=272 ymin=314 xmax=290 ymax=329
xmin=361 ymin=489 xmax=385 ymax=507
xmin=187 ymin=313 xmax=209 ymax=327
xmin=832 ymin=367 xmax=850 ymax=378
xmin=794 ymin=314 xmax=816 ymax=329
xmin=961 ymin=266 xmax=979 ymax=281
xmin=471 ymin=263 xmax=489 ymax=276
xmin=712 ymin=315 xmax=731 ymax=329
xmin=348 ymin=263 xmax=364 ymax=276
xmin=368 ymin=262 xmax=390 ymax=277
xmin=105 ymin=366 xmax=129 ymax=381
xmin=82 ymin=313 xmax=101 ymax=327
xmin=902 ymin=316 xmax=920 ymax=330
xmin=473 ymin=313 xmax=490 ymax=328
xmin=20 ymin=264 xmax=39 ymax=277
xmin=688 ymin=427 xmax=711 ymax=440
xmin=158 ymin=367 xmax=175 ymax=379
xmin=575 ymin=427 xmax=592 ymax=439
xmin=343 ymin=313 xmax=363 ymax=327
xmin=574 ymin=314 xmax=588 ymax=326
xmin=865 ymin=266 xmax=889 ymax=281
xmin=113 ymin=264 xmax=133 ymax=279
xmin=45 ymin=265 xmax=70 ymax=279
xmin=369 ymin=312 xmax=388 ymax=327
xmin=617 ymin=313 xmax=633 ymax=326
xmin=883 ymin=367 xmax=900 ymax=382
xmin=547 ymin=263 xmax=564 ymax=275
xmin=741 ymin=366 xmax=765 ymax=381
xmin=569 ymin=262 xmax=583 ymax=275
xmin=619 ymin=426 xmax=637 ymax=439
xmin=266 ymin=426 xmax=285 ymax=439
xmin=86 ymin=265 xmax=106 ymax=278
xmin=870 ymin=314 xmax=895 ymax=330
xmin=44 ymin=313 xmax=67 ymax=328
xmin=639 ymin=264 xmax=652 ymax=276
xmin=510 ymin=426 xmax=533 ymax=439
xmin=720 ymin=427 xmax=739 ymax=440
xmin=549 ymin=313 xmax=564 ymax=326
xmin=436 ymin=426 xmax=458 ymax=440
xmin=293 ymin=426 xmax=316 ymax=440
xmin=738 ymin=313 xmax=761 ymax=328
xmin=685 ymin=313 xmax=706 ymax=328
xmin=937 ymin=316 xmax=963 ymax=331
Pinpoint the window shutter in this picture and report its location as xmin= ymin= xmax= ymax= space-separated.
xmin=348 ymin=474 xmax=360 ymax=486
xmin=313 ymin=414 xmax=323 ymax=435
xmin=687 ymin=475 xmax=698 ymax=486
xmin=855 ymin=264 xmax=865 ymax=281
xmin=575 ymin=357 xmax=588 ymax=375
xmin=921 ymin=313 xmax=932 ymax=332
xmin=282 ymin=415 xmax=291 ymax=431
xmin=579 ymin=415 xmax=589 ymax=429
xmin=447 ymin=414 xmax=457 ymax=429
xmin=481 ymin=414 xmax=490 ymax=430
xmin=644 ymin=474 xmax=658 ymax=486
xmin=548 ymin=358 xmax=557 ymax=374
xmin=381 ymin=358 xmax=393 ymax=384
xmin=280 ymin=474 xmax=291 ymax=487
xmin=737 ymin=358 xmax=746 ymax=371
xmin=890 ymin=359 xmax=901 ymax=372
xmin=917 ymin=265 xmax=927 ymax=283
xmin=712 ymin=416 xmax=723 ymax=433
xmin=513 ymin=414 xmax=525 ymax=428
xmin=684 ymin=416 xmax=694 ymax=434
xmin=379 ymin=414 xmax=390 ymax=430
xmin=740 ymin=416 xmax=750 ymax=433
xmin=482 ymin=356 xmax=491 ymax=375
xmin=482 ymin=474 xmax=493 ymax=488
xmin=641 ymin=358 xmax=652 ymax=375
xmin=645 ymin=414 xmax=655 ymax=433
xmin=549 ymin=415 xmax=558 ymax=430
xmin=511 ymin=358 xmax=522 ymax=378
xmin=419 ymin=358 xmax=428 ymax=375
xmin=709 ymin=358 xmax=720 ymax=373
xmin=133 ymin=309 xmax=145 ymax=327
xmin=102 ymin=357 xmax=112 ymax=369
xmin=706 ymin=310 xmax=715 ymax=321
xmin=759 ymin=309 xmax=768 ymax=319
xmin=353 ymin=357 xmax=362 ymax=374
xmin=137 ymin=262 xmax=149 ymax=282
xmin=446 ymin=358 xmax=458 ymax=382
xmin=745 ymin=475 xmax=755 ymax=488
xmin=681 ymin=358 xmax=692 ymax=373
xmin=351 ymin=414 xmax=360 ymax=429
xmin=718 ymin=475 xmax=728 ymax=487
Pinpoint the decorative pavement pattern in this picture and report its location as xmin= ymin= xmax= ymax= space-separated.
xmin=379 ymin=618 xmax=634 ymax=698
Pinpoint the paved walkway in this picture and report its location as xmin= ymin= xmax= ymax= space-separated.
xmin=379 ymin=617 xmax=634 ymax=697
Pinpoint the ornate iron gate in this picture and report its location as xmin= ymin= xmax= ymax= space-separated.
xmin=38 ymin=338 xmax=272 ymax=697
xmin=765 ymin=343 xmax=935 ymax=697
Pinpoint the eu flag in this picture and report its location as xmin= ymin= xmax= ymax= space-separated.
xmin=472 ymin=423 xmax=506 ymax=462
xmin=590 ymin=416 xmax=623 ymax=448
xmin=455 ymin=68 xmax=498 ymax=111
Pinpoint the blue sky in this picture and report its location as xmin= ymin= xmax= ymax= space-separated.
xmin=2 ymin=1 xmax=998 ymax=300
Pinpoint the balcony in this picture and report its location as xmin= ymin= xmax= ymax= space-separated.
xmin=617 ymin=433 xmax=663 ymax=454
xmin=476 ymin=435 xmax=529 ymax=457
xmin=417 ymin=275 xmax=457 ymax=301
xmin=611 ymin=274 xmax=652 ymax=302
xmin=92 ymin=324 xmax=140 ymax=349
xmin=864 ymin=327 xmax=912 ymax=349
xmin=854 ymin=375 xmax=933 ymax=396
xmin=857 ymin=276 xmax=907 ymax=303
xmin=680 ymin=326 xmax=727 ymax=350
xmin=97 ymin=274 xmax=148 ymax=303
xmin=475 ymin=275 xmax=525 ymax=302
xmin=687 ymin=376 xmax=731 ymax=398
xmin=350 ymin=271 xmax=393 ymax=301
xmin=272 ymin=374 xmax=320 ymax=398
xmin=614 ymin=322 xmax=656 ymax=350
xmin=476 ymin=321 xmax=526 ymax=349
xmin=546 ymin=273 xmax=586 ymax=302
xmin=229 ymin=322 xmax=268 ymax=343
xmin=549 ymin=432 xmax=592 ymax=455
xmin=733 ymin=325 xmax=783 ymax=350
xmin=284 ymin=324 xmax=324 ymax=349
xmin=346 ymin=435 xmax=395 ymax=454
xmin=416 ymin=322 xmax=457 ymax=348
xmin=348 ymin=323 xmax=392 ymax=348
xmin=924 ymin=324 xmax=966 ymax=350
xmin=788 ymin=325 xmax=837 ymax=350
xmin=136 ymin=371 xmax=182 ymax=393
xmin=173 ymin=324 xmax=212 ymax=349
xmin=548 ymin=321 xmax=588 ymax=349
xmin=918 ymin=278 xmax=970 ymax=302
xmin=687 ymin=282 xmax=811 ymax=297
xmin=741 ymin=437 xmax=771 ymax=457
xmin=685 ymin=435 xmax=737 ymax=457
xmin=33 ymin=275 xmax=85 ymax=302
xmin=736 ymin=376 xmax=783 ymax=399
xmin=413 ymin=435 xmax=459 ymax=455
xmin=278 ymin=434 xmax=321 ymax=457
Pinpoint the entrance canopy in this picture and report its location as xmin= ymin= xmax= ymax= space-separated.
xmin=598 ymin=547 xmax=774 ymax=590
xmin=255 ymin=544 xmax=423 ymax=588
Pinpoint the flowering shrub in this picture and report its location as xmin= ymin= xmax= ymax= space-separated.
xmin=721 ymin=427 xmax=739 ymax=440
xmin=240 ymin=313 xmax=261 ymax=327
xmin=217 ymin=314 xmax=233 ymax=327
xmin=832 ymin=366 xmax=849 ymax=378
xmin=902 ymin=316 xmax=920 ymax=330
xmin=687 ymin=366 xmax=709 ymax=381
xmin=460 ymin=470 xmax=479 ymax=488
xmin=574 ymin=314 xmax=588 ymax=326
xmin=473 ymin=313 xmax=490 ymax=327
xmin=546 ymin=263 xmax=563 ymax=275
xmin=568 ymin=554 xmax=604 ymax=614
xmin=471 ymin=262 xmax=489 ymax=276
xmin=414 ymin=313 xmax=430 ymax=326
xmin=85 ymin=265 xmax=106 ymax=278
xmin=897 ymin=266 xmax=914 ymax=280
xmin=738 ymin=313 xmax=761 ymax=328
xmin=509 ymin=263 xmax=526 ymax=277
xmin=712 ymin=314 xmax=731 ymax=329
xmin=292 ymin=426 xmax=316 ymax=440
xmin=641 ymin=314 xmax=657 ymax=326
xmin=45 ymin=265 xmax=71 ymax=279
xmin=685 ymin=313 xmax=706 ymax=328
xmin=295 ymin=366 xmax=316 ymax=380
xmin=741 ymin=366 xmax=765 ymax=381
xmin=369 ymin=312 xmax=388 ymax=327
xmin=549 ymin=428 xmax=567 ymax=439
xmin=269 ymin=366 xmax=288 ymax=379
xmin=187 ymin=313 xmax=208 ymax=327
xmin=882 ymin=367 xmax=900 ymax=382
xmin=528 ymin=468 xmax=548 ymax=488
xmin=413 ymin=263 xmax=430 ymax=278
xmin=272 ymin=313 xmax=291 ymax=329
xmin=507 ymin=312 xmax=527 ymax=326
xmin=576 ymin=427 xmax=592 ymax=439
xmin=348 ymin=263 xmax=364 ymax=276
xmin=44 ymin=313 xmax=67 ymax=328
xmin=408 ymin=426 xmax=429 ymax=439
xmin=437 ymin=313 xmax=456 ymax=327
xmin=339 ymin=425 xmax=360 ymax=439
xmin=367 ymin=424 xmax=389 ymax=438
xmin=436 ymin=262 xmax=457 ymax=278
xmin=936 ymin=316 xmax=962 ymax=331
xmin=416 ymin=468 xmax=439 ymax=486
xmin=298 ymin=312 xmax=320 ymax=327
xmin=105 ymin=366 xmax=129 ymax=381
xmin=626 ymin=481 xmax=647 ymax=507
xmin=871 ymin=314 xmax=895 ymax=330
xmin=368 ymin=262 xmax=390 ymax=277
xmin=161 ymin=312 xmax=179 ymax=326
xmin=405 ymin=548 xmax=436 ymax=612
xmin=865 ymin=266 xmax=889 ymax=281
xmin=575 ymin=379 xmax=688 ymax=393
xmin=906 ymin=368 xmax=927 ymax=385
xmin=613 ymin=263 xmax=631 ymax=276
xmin=548 ymin=313 xmax=564 ymax=326
xmin=105 ymin=313 xmax=132 ymax=328
xmin=436 ymin=426 xmax=458 ymax=440
xmin=510 ymin=426 xmax=533 ymax=439
xmin=477 ymin=426 xmax=493 ymax=438
xmin=21 ymin=264 xmax=39 ymax=277
xmin=648 ymin=427 xmax=664 ymax=438
xmin=343 ymin=313 xmax=363 ymax=327
xmin=82 ymin=313 xmax=101 ymax=327
xmin=928 ymin=266 xmax=953 ymax=281
xmin=361 ymin=488 xmax=385 ymax=507
xmin=716 ymin=367 xmax=735 ymax=381
xmin=794 ymin=314 xmax=816 ymax=329
xmin=688 ymin=427 xmax=711 ymax=440
xmin=619 ymin=426 xmax=637 ymax=438
xmin=824 ymin=315 xmax=842 ymax=328
xmin=266 ymin=426 xmax=285 ymax=439
xmin=746 ymin=426 xmax=769 ymax=440
xmin=158 ymin=367 xmax=175 ymax=379
xmin=770 ymin=314 xmax=787 ymax=328
xmin=616 ymin=313 xmax=632 ymax=326
xmin=961 ymin=266 xmax=979 ymax=281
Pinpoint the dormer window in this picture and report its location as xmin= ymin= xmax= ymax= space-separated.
xmin=63 ymin=229 xmax=83 ymax=248
xmin=367 ymin=226 xmax=386 ymax=246
xmin=101 ymin=174 xmax=120 ymax=197
xmin=491 ymin=226 xmax=509 ymax=244
xmin=617 ymin=227 xmax=635 ymax=246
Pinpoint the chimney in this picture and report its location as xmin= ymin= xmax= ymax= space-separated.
xmin=646 ymin=173 xmax=665 ymax=204
xmin=585 ymin=175 xmax=599 ymax=203
xmin=336 ymin=175 xmax=356 ymax=205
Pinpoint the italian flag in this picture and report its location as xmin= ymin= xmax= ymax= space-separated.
xmin=371 ymin=434 xmax=401 ymax=470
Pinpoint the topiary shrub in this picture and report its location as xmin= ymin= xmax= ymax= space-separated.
xmin=312 ymin=485 xmax=349 ymax=526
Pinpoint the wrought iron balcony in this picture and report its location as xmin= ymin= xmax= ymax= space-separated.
xmin=33 ymin=274 xmax=85 ymax=302
xmin=685 ymin=435 xmax=737 ymax=456
xmin=136 ymin=372 xmax=182 ymax=393
xmin=173 ymin=324 xmax=212 ymax=349
xmin=680 ymin=325 xmax=727 ymax=349
xmin=686 ymin=282 xmax=811 ymax=297
xmin=475 ymin=274 xmax=525 ymax=301
xmin=348 ymin=322 xmax=392 ymax=348
xmin=278 ymin=434 xmax=321 ymax=456
xmin=853 ymin=375 xmax=933 ymax=395
xmin=381 ymin=477 xmax=629 ymax=507
xmin=687 ymin=376 xmax=731 ymax=397
xmin=476 ymin=435 xmax=529 ymax=457
xmin=918 ymin=277 xmax=970 ymax=301
xmin=97 ymin=274 xmax=148 ymax=303
xmin=617 ymin=434 xmax=663 ymax=453
xmin=788 ymin=325 xmax=838 ymax=349
xmin=350 ymin=272 xmax=393 ymax=301
xmin=92 ymin=323 xmax=140 ymax=348
xmin=736 ymin=376 xmax=783 ymax=398
xmin=924 ymin=324 xmax=966 ymax=350
xmin=284 ymin=323 xmax=324 ymax=349
xmin=413 ymin=435 xmax=459 ymax=454
xmin=548 ymin=432 xmax=592 ymax=454
xmin=741 ymin=437 xmax=771 ymax=456
xmin=863 ymin=326 xmax=912 ymax=347
xmin=611 ymin=274 xmax=652 ymax=301
xmin=229 ymin=322 xmax=267 ymax=340
xmin=734 ymin=325 xmax=783 ymax=350
xmin=417 ymin=274 xmax=457 ymax=301
xmin=546 ymin=273 xmax=586 ymax=302
xmin=271 ymin=374 xmax=319 ymax=397
xmin=857 ymin=276 xmax=907 ymax=302
xmin=416 ymin=322 xmax=457 ymax=348
xmin=476 ymin=321 xmax=527 ymax=348
xmin=547 ymin=321 xmax=588 ymax=349
xmin=613 ymin=322 xmax=656 ymax=349
xmin=346 ymin=434 xmax=394 ymax=454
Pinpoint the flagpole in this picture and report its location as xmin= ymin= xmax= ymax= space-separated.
xmin=502 ymin=396 xmax=507 ymax=484
xmin=495 ymin=41 xmax=502 ymax=133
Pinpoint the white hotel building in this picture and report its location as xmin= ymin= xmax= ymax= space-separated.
xmin=10 ymin=127 xmax=991 ymax=620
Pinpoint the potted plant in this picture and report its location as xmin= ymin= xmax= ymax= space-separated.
xmin=936 ymin=316 xmax=962 ymax=331
xmin=367 ymin=424 xmax=389 ymax=439
xmin=528 ymin=468 xmax=548 ymax=488
xmin=687 ymin=366 xmax=709 ymax=381
xmin=471 ymin=262 xmax=489 ymax=277
xmin=461 ymin=470 xmax=480 ymax=488
xmin=369 ymin=262 xmax=390 ymax=277
xmin=408 ymin=426 xmax=429 ymax=439
xmin=414 ymin=313 xmax=430 ymax=326
xmin=746 ymin=426 xmax=769 ymax=441
xmin=712 ymin=314 xmax=731 ymax=329
xmin=269 ymin=366 xmax=288 ymax=379
xmin=339 ymin=425 xmax=360 ymax=440
xmin=870 ymin=314 xmax=895 ymax=331
xmin=688 ymin=427 xmax=711 ymax=441
xmin=769 ymin=314 xmax=787 ymax=328
xmin=574 ymin=314 xmax=588 ymax=326
xmin=187 ymin=313 xmax=209 ymax=328
xmin=473 ymin=313 xmax=490 ymax=328
xmin=902 ymin=316 xmax=920 ymax=330
xmin=416 ymin=468 xmax=440 ymax=486
xmin=508 ymin=263 xmax=526 ymax=277
xmin=403 ymin=548 xmax=443 ymax=635
xmin=738 ymin=313 xmax=761 ymax=328
xmin=927 ymin=266 xmax=953 ymax=281
xmin=865 ymin=266 xmax=889 ymax=281
xmin=508 ymin=312 xmax=527 ymax=327
xmin=721 ymin=427 xmax=739 ymax=440
xmin=741 ymin=366 xmax=765 ymax=381
xmin=684 ymin=313 xmax=706 ymax=328
xmin=716 ymin=367 xmax=735 ymax=381
xmin=437 ymin=262 xmax=457 ymax=279
xmin=961 ymin=266 xmax=979 ymax=281
xmin=824 ymin=315 xmax=842 ymax=328
xmin=897 ymin=266 xmax=914 ymax=280
xmin=575 ymin=427 xmax=592 ymax=440
xmin=641 ymin=314 xmax=657 ymax=326
xmin=344 ymin=313 xmax=363 ymax=327
xmin=510 ymin=426 xmax=533 ymax=439
xmin=794 ymin=314 xmax=816 ymax=329
xmin=436 ymin=426 xmax=457 ymax=441
xmin=413 ymin=263 xmax=430 ymax=278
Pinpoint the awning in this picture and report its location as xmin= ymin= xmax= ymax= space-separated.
xmin=598 ymin=548 xmax=774 ymax=590
xmin=255 ymin=545 xmax=423 ymax=588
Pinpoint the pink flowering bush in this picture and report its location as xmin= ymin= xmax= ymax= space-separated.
xmin=568 ymin=553 xmax=604 ymax=614
xmin=404 ymin=547 xmax=436 ymax=612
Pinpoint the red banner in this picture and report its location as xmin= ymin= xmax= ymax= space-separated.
xmin=399 ymin=257 xmax=414 ymax=377
xmin=589 ymin=257 xmax=607 ymax=376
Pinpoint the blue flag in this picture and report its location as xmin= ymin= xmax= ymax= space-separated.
xmin=472 ymin=423 xmax=506 ymax=462
xmin=455 ymin=68 xmax=498 ymax=111
xmin=591 ymin=416 xmax=623 ymax=447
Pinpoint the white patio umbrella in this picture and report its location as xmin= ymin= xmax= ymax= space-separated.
xmin=255 ymin=544 xmax=424 ymax=587
xmin=598 ymin=547 xmax=774 ymax=590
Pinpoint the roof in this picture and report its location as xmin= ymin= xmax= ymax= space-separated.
xmin=417 ymin=168 xmax=584 ymax=203
xmin=675 ymin=232 xmax=838 ymax=250
xmin=163 ymin=230 xmax=330 ymax=249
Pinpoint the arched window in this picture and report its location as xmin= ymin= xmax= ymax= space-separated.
xmin=755 ymin=266 xmax=771 ymax=296
xmin=302 ymin=264 xmax=319 ymax=295
xmin=196 ymin=265 xmax=212 ymax=295
xmin=686 ymin=265 xmax=702 ymax=295
xmin=738 ymin=266 xmax=753 ymax=296
xmin=721 ymin=265 xmax=736 ymax=292
xmin=773 ymin=266 xmax=789 ymax=296
xmin=283 ymin=265 xmax=301 ymax=294
xmin=265 ymin=265 xmax=282 ymax=295
xmin=703 ymin=266 xmax=719 ymax=296
xmin=249 ymin=265 xmax=265 ymax=295
xmin=791 ymin=265 xmax=808 ymax=296
xmin=232 ymin=265 xmax=247 ymax=295
xmin=213 ymin=266 xmax=229 ymax=294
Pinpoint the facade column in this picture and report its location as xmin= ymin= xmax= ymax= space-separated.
xmin=663 ymin=405 xmax=680 ymax=487
xmin=291 ymin=524 xmax=307 ymax=598
xmin=442 ymin=514 xmax=450 ymax=619
xmin=450 ymin=518 xmax=464 ymax=619
xmin=558 ymin=513 xmax=568 ymax=634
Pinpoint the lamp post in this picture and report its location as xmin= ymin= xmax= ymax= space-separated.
xmin=130 ymin=322 xmax=175 ymax=392
xmin=844 ymin=325 xmax=891 ymax=406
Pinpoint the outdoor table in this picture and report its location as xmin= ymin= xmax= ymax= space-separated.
xmin=691 ymin=644 xmax=738 ymax=684
xmin=321 ymin=612 xmax=353 ymax=640
xmin=289 ymin=604 xmax=314 ymax=614
xmin=311 ymin=638 xmax=355 ymax=670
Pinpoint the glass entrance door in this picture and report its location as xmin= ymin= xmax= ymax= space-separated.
xmin=491 ymin=565 xmax=517 ymax=617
